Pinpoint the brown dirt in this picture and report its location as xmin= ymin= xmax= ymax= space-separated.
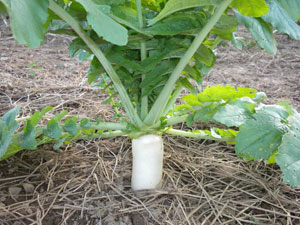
xmin=1 ymin=23 xmax=300 ymax=225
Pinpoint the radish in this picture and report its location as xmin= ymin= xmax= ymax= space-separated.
xmin=131 ymin=135 xmax=164 ymax=190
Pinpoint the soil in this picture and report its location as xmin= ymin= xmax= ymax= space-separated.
xmin=0 ymin=21 xmax=300 ymax=225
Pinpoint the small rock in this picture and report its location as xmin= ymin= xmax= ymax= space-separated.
xmin=22 ymin=183 xmax=35 ymax=193
xmin=9 ymin=186 xmax=22 ymax=199
xmin=0 ymin=57 xmax=8 ymax=61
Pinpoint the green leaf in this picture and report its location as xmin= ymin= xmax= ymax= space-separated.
xmin=198 ymin=85 xmax=257 ymax=103
xmin=194 ymin=102 xmax=219 ymax=122
xmin=277 ymin=0 xmax=300 ymax=22
xmin=276 ymin=112 xmax=300 ymax=188
xmin=217 ymin=128 xmax=238 ymax=144
xmin=277 ymin=100 xmax=293 ymax=116
xmin=186 ymin=114 xmax=195 ymax=127
xmin=183 ymin=65 xmax=203 ymax=90
xmin=179 ymin=77 xmax=197 ymax=94
xmin=53 ymin=110 xmax=68 ymax=122
xmin=116 ymin=68 xmax=134 ymax=85
xmin=29 ymin=106 xmax=53 ymax=127
xmin=236 ymin=105 xmax=289 ymax=160
xmin=107 ymin=49 xmax=142 ymax=72
xmin=141 ymin=60 xmax=175 ymax=87
xmin=18 ymin=120 xmax=37 ymax=150
xmin=53 ymin=136 xmax=68 ymax=150
xmin=262 ymin=0 xmax=300 ymax=40
xmin=63 ymin=117 xmax=78 ymax=136
xmin=148 ymin=0 xmax=222 ymax=25
xmin=252 ymin=91 xmax=267 ymax=103
xmin=88 ymin=57 xmax=104 ymax=84
xmin=69 ymin=38 xmax=91 ymax=58
xmin=0 ymin=138 xmax=22 ymax=161
xmin=110 ymin=6 xmax=150 ymax=36
xmin=44 ymin=120 xmax=62 ymax=139
xmin=80 ymin=118 xmax=91 ymax=128
xmin=49 ymin=19 xmax=69 ymax=30
xmin=266 ymin=150 xmax=277 ymax=164
xmin=231 ymin=33 xmax=244 ymax=50
xmin=0 ymin=107 xmax=20 ymax=158
xmin=140 ymin=46 xmax=177 ymax=72
xmin=1 ymin=0 xmax=49 ymax=48
xmin=0 ymin=2 xmax=6 ymax=14
xmin=235 ymin=11 xmax=277 ymax=55
xmin=140 ymin=60 xmax=176 ymax=96
xmin=211 ymin=15 xmax=238 ymax=40
xmin=145 ymin=13 xmax=206 ymax=36
xmin=231 ymin=0 xmax=269 ymax=17
xmin=77 ymin=0 xmax=128 ymax=45
xmin=213 ymin=100 xmax=255 ymax=127
xmin=0 ymin=120 xmax=18 ymax=158
xmin=2 ymin=106 xmax=20 ymax=127
xmin=194 ymin=45 xmax=216 ymax=67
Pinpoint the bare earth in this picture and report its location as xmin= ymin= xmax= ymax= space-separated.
xmin=0 ymin=23 xmax=300 ymax=225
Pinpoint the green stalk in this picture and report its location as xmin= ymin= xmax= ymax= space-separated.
xmin=48 ymin=0 xmax=144 ymax=128
xmin=1 ymin=129 xmax=127 ymax=161
xmin=144 ymin=0 xmax=232 ymax=125
xmin=136 ymin=0 xmax=148 ymax=120
xmin=86 ymin=122 xmax=127 ymax=131
xmin=165 ymin=128 xmax=235 ymax=143
xmin=210 ymin=36 xmax=222 ymax=50
xmin=165 ymin=115 xmax=187 ymax=127
xmin=162 ymin=84 xmax=184 ymax=116
xmin=75 ymin=130 xmax=126 ymax=140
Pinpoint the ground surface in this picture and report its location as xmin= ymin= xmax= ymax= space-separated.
xmin=0 ymin=23 xmax=300 ymax=225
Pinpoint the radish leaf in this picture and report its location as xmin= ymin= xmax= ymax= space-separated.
xmin=148 ymin=0 xmax=222 ymax=25
xmin=235 ymin=11 xmax=277 ymax=55
xmin=76 ymin=0 xmax=128 ymax=45
xmin=231 ymin=0 xmax=269 ymax=17
xmin=262 ymin=0 xmax=300 ymax=40
xmin=236 ymin=105 xmax=289 ymax=160
xmin=0 ymin=0 xmax=49 ymax=48
xmin=276 ymin=112 xmax=300 ymax=188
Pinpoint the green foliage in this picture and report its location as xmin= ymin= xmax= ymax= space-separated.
xmin=262 ymin=0 xmax=300 ymax=40
xmin=63 ymin=117 xmax=78 ymax=135
xmin=80 ymin=118 xmax=91 ymax=128
xmin=18 ymin=120 xmax=37 ymax=150
xmin=231 ymin=0 xmax=269 ymax=17
xmin=183 ymin=85 xmax=257 ymax=103
xmin=211 ymin=15 xmax=238 ymax=39
xmin=235 ymin=11 xmax=277 ymax=55
xmin=0 ymin=2 xmax=6 ymax=14
xmin=146 ymin=12 xmax=207 ymax=36
xmin=139 ymin=0 xmax=167 ymax=11
xmin=277 ymin=0 xmax=300 ymax=22
xmin=276 ymin=112 xmax=300 ymax=187
xmin=0 ymin=0 xmax=49 ymax=48
xmin=44 ymin=120 xmax=62 ymax=139
xmin=236 ymin=106 xmax=289 ymax=160
xmin=110 ymin=6 xmax=149 ymax=36
xmin=0 ymin=107 xmax=129 ymax=160
xmin=148 ymin=0 xmax=222 ymax=25
xmin=212 ymin=100 xmax=255 ymax=127
xmin=177 ymin=85 xmax=258 ymax=127
xmin=76 ymin=0 xmax=128 ymax=45
xmin=0 ymin=107 xmax=20 ymax=158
